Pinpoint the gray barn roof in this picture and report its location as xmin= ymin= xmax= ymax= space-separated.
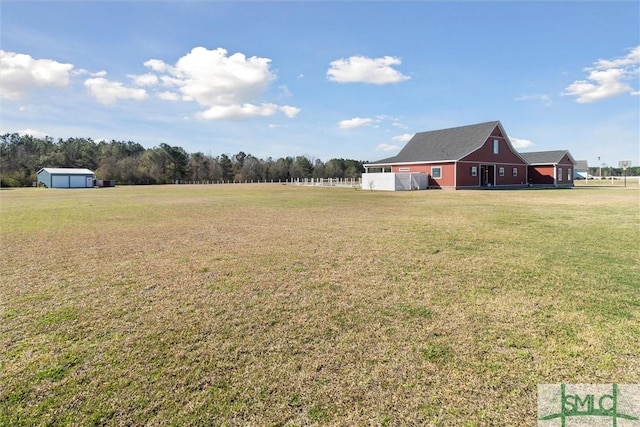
xmin=520 ymin=150 xmax=575 ymax=165
xmin=574 ymin=160 xmax=588 ymax=169
xmin=369 ymin=121 xmax=503 ymax=165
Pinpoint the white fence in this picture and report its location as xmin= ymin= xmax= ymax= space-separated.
xmin=170 ymin=178 xmax=362 ymax=187
xmin=292 ymin=177 xmax=362 ymax=188
xmin=362 ymin=172 xmax=428 ymax=191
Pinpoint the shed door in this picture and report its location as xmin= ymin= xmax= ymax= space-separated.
xmin=86 ymin=177 xmax=94 ymax=187
xmin=52 ymin=175 xmax=69 ymax=188
xmin=69 ymin=175 xmax=86 ymax=188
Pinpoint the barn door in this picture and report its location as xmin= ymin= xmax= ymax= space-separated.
xmin=87 ymin=177 xmax=94 ymax=187
xmin=481 ymin=165 xmax=495 ymax=187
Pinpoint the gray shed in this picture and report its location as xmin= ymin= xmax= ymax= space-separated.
xmin=37 ymin=168 xmax=95 ymax=188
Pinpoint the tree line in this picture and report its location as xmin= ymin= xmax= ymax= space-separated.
xmin=0 ymin=134 xmax=367 ymax=187
xmin=587 ymin=166 xmax=640 ymax=178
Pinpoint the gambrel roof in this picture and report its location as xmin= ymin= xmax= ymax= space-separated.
xmin=369 ymin=121 xmax=512 ymax=165
xmin=520 ymin=150 xmax=576 ymax=165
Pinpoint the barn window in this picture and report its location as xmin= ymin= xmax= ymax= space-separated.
xmin=493 ymin=139 xmax=499 ymax=154
xmin=512 ymin=168 xmax=518 ymax=176
xmin=567 ymin=168 xmax=572 ymax=180
xmin=558 ymin=168 xmax=563 ymax=181
xmin=431 ymin=167 xmax=442 ymax=179
xmin=499 ymin=167 xmax=505 ymax=176
xmin=399 ymin=167 xmax=410 ymax=172
xmin=471 ymin=166 xmax=477 ymax=177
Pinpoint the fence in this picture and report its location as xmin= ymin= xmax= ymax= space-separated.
xmin=168 ymin=178 xmax=363 ymax=187
xmin=292 ymin=177 xmax=362 ymax=188
xmin=361 ymin=172 xmax=428 ymax=191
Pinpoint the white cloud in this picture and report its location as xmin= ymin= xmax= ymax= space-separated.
xmin=509 ymin=136 xmax=534 ymax=149
xmin=327 ymin=55 xmax=410 ymax=84
xmin=196 ymin=103 xmax=300 ymax=120
xmin=173 ymin=47 xmax=273 ymax=105
xmin=515 ymin=94 xmax=552 ymax=107
xmin=17 ymin=128 xmax=49 ymax=139
xmin=1 ymin=47 xmax=297 ymax=119
xmin=143 ymin=59 xmax=170 ymax=73
xmin=562 ymin=46 xmax=639 ymax=103
xmin=157 ymin=91 xmax=180 ymax=101
xmin=278 ymin=85 xmax=292 ymax=98
xmin=0 ymin=50 xmax=74 ymax=100
xmin=84 ymin=77 xmax=148 ymax=105
xmin=129 ymin=73 xmax=159 ymax=86
xmin=593 ymin=46 xmax=640 ymax=69
xmin=338 ymin=117 xmax=373 ymax=129
xmin=563 ymin=68 xmax=634 ymax=103
xmin=391 ymin=121 xmax=409 ymax=130
xmin=280 ymin=105 xmax=301 ymax=118
xmin=392 ymin=133 xmax=413 ymax=143
xmin=196 ymin=103 xmax=277 ymax=120
xmin=376 ymin=143 xmax=402 ymax=152
xmin=372 ymin=134 xmax=411 ymax=153
xmin=143 ymin=46 xmax=297 ymax=120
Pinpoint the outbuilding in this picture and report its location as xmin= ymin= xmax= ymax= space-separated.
xmin=37 ymin=168 xmax=96 ymax=188
xmin=573 ymin=160 xmax=589 ymax=180
xmin=520 ymin=151 xmax=576 ymax=187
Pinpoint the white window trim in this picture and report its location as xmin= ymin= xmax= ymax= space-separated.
xmin=558 ymin=167 xmax=563 ymax=181
xmin=493 ymin=139 xmax=499 ymax=154
xmin=471 ymin=166 xmax=477 ymax=177
xmin=431 ymin=166 xmax=442 ymax=179
xmin=512 ymin=167 xmax=518 ymax=176
xmin=499 ymin=167 xmax=505 ymax=176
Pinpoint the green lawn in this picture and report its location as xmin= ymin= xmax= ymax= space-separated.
xmin=1 ymin=185 xmax=638 ymax=425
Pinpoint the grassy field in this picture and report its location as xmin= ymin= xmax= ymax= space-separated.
xmin=1 ymin=184 xmax=638 ymax=426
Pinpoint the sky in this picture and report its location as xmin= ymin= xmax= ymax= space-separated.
xmin=1 ymin=1 xmax=639 ymax=167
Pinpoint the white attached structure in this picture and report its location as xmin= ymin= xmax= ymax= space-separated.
xmin=37 ymin=168 xmax=95 ymax=188
xmin=361 ymin=172 xmax=428 ymax=191
xmin=574 ymin=160 xmax=589 ymax=179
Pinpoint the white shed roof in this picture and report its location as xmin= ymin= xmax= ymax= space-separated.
xmin=39 ymin=168 xmax=95 ymax=175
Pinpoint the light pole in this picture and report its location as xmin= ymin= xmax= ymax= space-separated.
xmin=598 ymin=156 xmax=601 ymax=178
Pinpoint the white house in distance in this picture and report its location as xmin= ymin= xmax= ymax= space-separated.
xmin=37 ymin=168 xmax=96 ymax=188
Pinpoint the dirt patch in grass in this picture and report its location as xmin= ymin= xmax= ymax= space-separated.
xmin=1 ymin=185 xmax=638 ymax=425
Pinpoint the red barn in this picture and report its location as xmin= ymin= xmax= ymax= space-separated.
xmin=364 ymin=121 xmax=529 ymax=189
xmin=520 ymin=150 xmax=576 ymax=187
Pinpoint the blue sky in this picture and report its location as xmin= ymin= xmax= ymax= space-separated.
xmin=2 ymin=1 xmax=639 ymax=167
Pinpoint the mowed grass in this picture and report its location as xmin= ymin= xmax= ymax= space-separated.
xmin=1 ymin=184 xmax=638 ymax=426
